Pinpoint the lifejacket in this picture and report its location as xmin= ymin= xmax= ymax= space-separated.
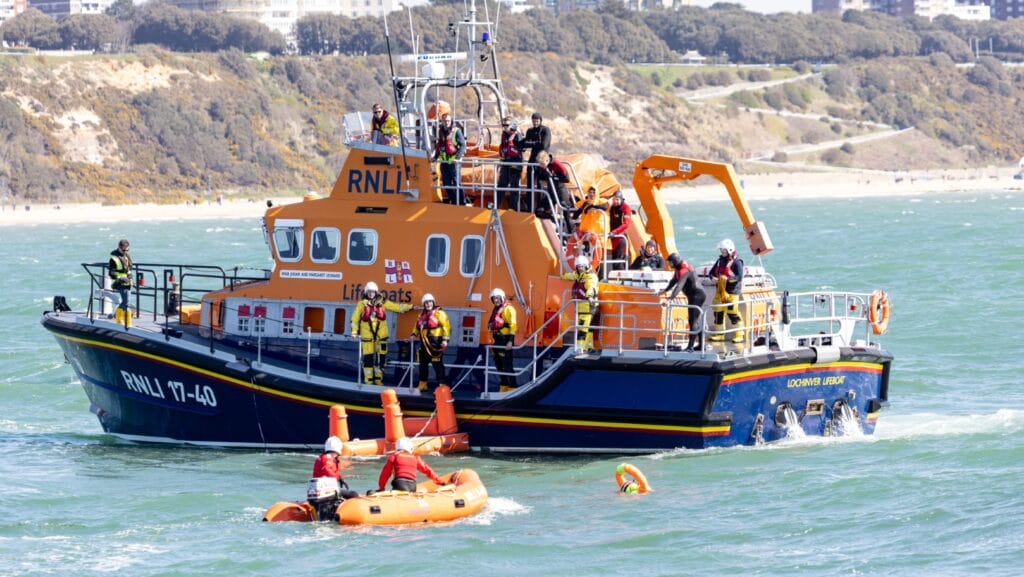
xmin=417 ymin=308 xmax=440 ymax=331
xmin=312 ymin=453 xmax=341 ymax=479
xmin=711 ymin=254 xmax=736 ymax=279
xmin=360 ymin=300 xmax=387 ymax=322
xmin=499 ymin=131 xmax=522 ymax=161
xmin=488 ymin=303 xmax=507 ymax=331
xmin=573 ymin=281 xmax=587 ymax=300
xmin=371 ymin=110 xmax=390 ymax=133
xmin=674 ymin=260 xmax=694 ymax=281
xmin=609 ymin=203 xmax=632 ymax=234
xmin=435 ymin=126 xmax=459 ymax=159
xmin=392 ymin=452 xmax=420 ymax=480
xmin=109 ymin=249 xmax=131 ymax=285
xmin=548 ymin=158 xmax=570 ymax=183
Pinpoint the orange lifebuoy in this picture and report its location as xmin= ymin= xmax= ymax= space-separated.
xmin=614 ymin=463 xmax=651 ymax=494
xmin=868 ymin=289 xmax=890 ymax=335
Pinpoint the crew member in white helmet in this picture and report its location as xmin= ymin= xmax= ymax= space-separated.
xmin=377 ymin=436 xmax=443 ymax=493
xmin=411 ymin=293 xmax=450 ymax=392
xmin=561 ymin=255 xmax=599 ymax=352
xmin=351 ymin=281 xmax=413 ymax=385
xmin=487 ymin=287 xmax=518 ymax=392
xmin=708 ymin=239 xmax=745 ymax=344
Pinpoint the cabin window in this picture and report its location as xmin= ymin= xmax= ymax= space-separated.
xmin=333 ymin=308 xmax=347 ymax=335
xmin=254 ymin=305 xmax=267 ymax=334
xmin=273 ymin=225 xmax=304 ymax=262
xmin=311 ymin=228 xmax=341 ymax=263
xmin=460 ymin=235 xmax=484 ymax=278
xmin=304 ymin=306 xmax=325 ymax=333
xmin=348 ymin=229 xmax=378 ymax=264
xmin=282 ymin=306 xmax=297 ymax=335
xmin=425 ymin=235 xmax=450 ymax=277
xmin=237 ymin=303 xmax=252 ymax=333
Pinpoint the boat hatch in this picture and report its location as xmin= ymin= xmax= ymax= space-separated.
xmin=355 ymin=207 xmax=388 ymax=214
xmin=804 ymin=399 xmax=824 ymax=416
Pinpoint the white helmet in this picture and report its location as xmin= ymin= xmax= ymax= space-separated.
xmin=421 ymin=293 xmax=435 ymax=305
xmin=490 ymin=287 xmax=506 ymax=301
xmin=717 ymin=239 xmax=735 ymax=254
xmin=364 ymin=281 xmax=379 ymax=293
xmin=324 ymin=436 xmax=343 ymax=454
xmin=396 ymin=437 xmax=413 ymax=453
xmin=576 ymin=255 xmax=591 ymax=269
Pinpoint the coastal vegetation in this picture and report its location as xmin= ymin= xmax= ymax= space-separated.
xmin=1 ymin=2 xmax=1023 ymax=202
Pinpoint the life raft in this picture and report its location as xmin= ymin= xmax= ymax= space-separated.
xmin=263 ymin=469 xmax=488 ymax=525
xmin=614 ymin=463 xmax=651 ymax=494
xmin=337 ymin=468 xmax=488 ymax=525
xmin=868 ymin=289 xmax=890 ymax=335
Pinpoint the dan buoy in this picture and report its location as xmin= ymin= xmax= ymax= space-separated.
xmin=868 ymin=289 xmax=890 ymax=335
xmin=614 ymin=463 xmax=651 ymax=494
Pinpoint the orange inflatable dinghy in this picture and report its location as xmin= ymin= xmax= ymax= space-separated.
xmin=336 ymin=469 xmax=488 ymax=525
xmin=263 ymin=469 xmax=487 ymax=525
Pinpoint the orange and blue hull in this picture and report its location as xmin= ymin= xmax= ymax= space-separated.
xmin=44 ymin=314 xmax=890 ymax=452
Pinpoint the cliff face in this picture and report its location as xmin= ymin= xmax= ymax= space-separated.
xmin=0 ymin=48 xmax=1019 ymax=203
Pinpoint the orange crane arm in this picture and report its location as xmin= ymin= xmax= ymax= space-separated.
xmin=631 ymin=155 xmax=773 ymax=257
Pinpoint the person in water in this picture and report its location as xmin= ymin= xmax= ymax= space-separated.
xmin=708 ymin=239 xmax=745 ymax=344
xmin=661 ymin=252 xmax=707 ymax=351
xmin=312 ymin=436 xmax=359 ymax=499
xmin=351 ymin=281 xmax=413 ymax=385
xmin=488 ymin=287 xmax=518 ymax=392
xmin=412 ymin=293 xmax=450 ymax=392
xmin=377 ymin=436 xmax=443 ymax=492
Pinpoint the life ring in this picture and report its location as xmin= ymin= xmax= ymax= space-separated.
xmin=868 ymin=289 xmax=890 ymax=335
xmin=614 ymin=463 xmax=651 ymax=494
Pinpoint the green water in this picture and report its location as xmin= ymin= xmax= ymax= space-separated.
xmin=2 ymin=191 xmax=1023 ymax=576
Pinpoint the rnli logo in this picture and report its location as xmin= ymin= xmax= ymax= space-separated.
xmin=348 ymin=167 xmax=418 ymax=194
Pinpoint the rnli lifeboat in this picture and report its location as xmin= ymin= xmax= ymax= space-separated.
xmin=40 ymin=0 xmax=894 ymax=453
xmin=264 ymin=469 xmax=487 ymax=525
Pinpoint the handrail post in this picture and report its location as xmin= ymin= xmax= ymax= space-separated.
xmin=306 ymin=327 xmax=312 ymax=377
xmin=256 ymin=331 xmax=262 ymax=367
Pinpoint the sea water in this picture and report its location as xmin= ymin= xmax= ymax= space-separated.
xmin=2 ymin=191 xmax=1023 ymax=576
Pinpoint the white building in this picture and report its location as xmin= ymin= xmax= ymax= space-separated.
xmin=27 ymin=0 xmax=114 ymax=19
xmin=949 ymin=1 xmax=991 ymax=20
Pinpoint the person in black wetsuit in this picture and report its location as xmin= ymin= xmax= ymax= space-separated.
xmin=661 ymin=252 xmax=706 ymax=351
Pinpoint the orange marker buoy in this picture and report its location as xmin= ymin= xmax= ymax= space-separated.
xmin=435 ymin=385 xmax=457 ymax=435
xmin=328 ymin=405 xmax=349 ymax=441
xmin=381 ymin=389 xmax=406 ymax=445
xmin=614 ymin=463 xmax=651 ymax=494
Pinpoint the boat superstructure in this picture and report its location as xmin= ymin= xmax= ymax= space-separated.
xmin=41 ymin=2 xmax=892 ymax=452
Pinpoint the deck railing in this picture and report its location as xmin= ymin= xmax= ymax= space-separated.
xmin=71 ymin=261 xmax=882 ymax=391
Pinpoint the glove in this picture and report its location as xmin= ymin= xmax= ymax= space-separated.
xmin=588 ymin=299 xmax=597 ymax=308
xmin=367 ymin=489 xmax=378 ymax=496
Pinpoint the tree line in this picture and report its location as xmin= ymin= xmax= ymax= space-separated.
xmin=0 ymin=0 xmax=285 ymax=53
xmin=2 ymin=1 xmax=1023 ymax=63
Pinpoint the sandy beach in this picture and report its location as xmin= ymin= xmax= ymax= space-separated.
xmin=2 ymin=167 xmax=1021 ymax=227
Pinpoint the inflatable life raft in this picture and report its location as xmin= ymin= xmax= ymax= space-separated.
xmin=263 ymin=469 xmax=487 ymax=526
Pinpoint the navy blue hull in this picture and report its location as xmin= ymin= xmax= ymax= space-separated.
xmin=46 ymin=315 xmax=891 ymax=452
